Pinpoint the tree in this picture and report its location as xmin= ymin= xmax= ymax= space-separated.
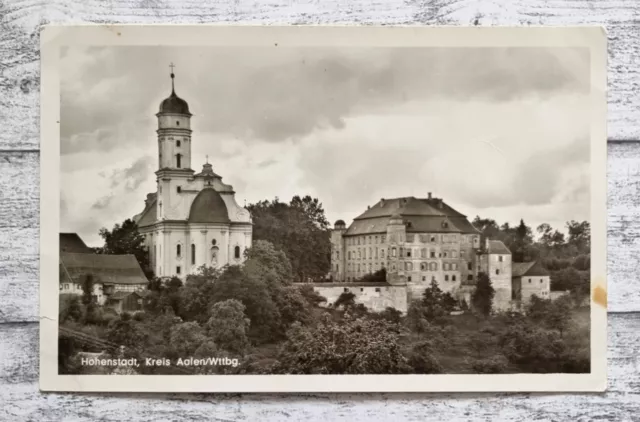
xmin=247 ymin=196 xmax=331 ymax=282
xmin=81 ymin=274 xmax=94 ymax=305
xmin=472 ymin=272 xmax=495 ymax=317
xmin=206 ymin=299 xmax=251 ymax=356
xmin=566 ymin=220 xmax=590 ymax=254
xmin=169 ymin=321 xmax=207 ymax=356
xmin=98 ymin=218 xmax=153 ymax=279
xmin=512 ymin=219 xmax=533 ymax=262
xmin=420 ymin=280 xmax=455 ymax=321
xmin=273 ymin=315 xmax=409 ymax=374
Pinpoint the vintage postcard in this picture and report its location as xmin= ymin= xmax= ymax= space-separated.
xmin=40 ymin=25 xmax=607 ymax=392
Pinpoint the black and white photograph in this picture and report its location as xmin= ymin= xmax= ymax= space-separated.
xmin=40 ymin=25 xmax=607 ymax=392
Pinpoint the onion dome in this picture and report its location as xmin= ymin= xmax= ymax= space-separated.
xmin=188 ymin=188 xmax=230 ymax=223
xmin=158 ymin=66 xmax=191 ymax=115
xmin=334 ymin=219 xmax=346 ymax=229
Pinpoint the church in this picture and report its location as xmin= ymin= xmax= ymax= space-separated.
xmin=133 ymin=69 xmax=253 ymax=279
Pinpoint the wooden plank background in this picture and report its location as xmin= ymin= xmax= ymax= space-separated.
xmin=1 ymin=0 xmax=639 ymax=420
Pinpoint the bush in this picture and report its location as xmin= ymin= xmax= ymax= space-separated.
xmin=469 ymin=355 xmax=509 ymax=374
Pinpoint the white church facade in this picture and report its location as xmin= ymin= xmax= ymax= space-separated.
xmin=133 ymin=69 xmax=252 ymax=279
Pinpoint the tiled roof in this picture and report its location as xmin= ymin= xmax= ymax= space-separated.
xmin=108 ymin=291 xmax=134 ymax=300
xmin=487 ymin=240 xmax=511 ymax=255
xmin=343 ymin=197 xmax=480 ymax=236
xmin=60 ymin=233 xmax=93 ymax=254
xmin=60 ymin=253 xmax=149 ymax=286
xmin=136 ymin=196 xmax=157 ymax=228
xmin=512 ymin=261 xmax=549 ymax=277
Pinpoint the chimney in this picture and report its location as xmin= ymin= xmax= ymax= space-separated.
xmin=367 ymin=205 xmax=370 ymax=210
xmin=380 ymin=198 xmax=385 ymax=207
xmin=428 ymin=192 xmax=432 ymax=199
xmin=438 ymin=199 xmax=443 ymax=209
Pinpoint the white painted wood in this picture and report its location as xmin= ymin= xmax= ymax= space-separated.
xmin=2 ymin=0 xmax=640 ymax=418
xmin=1 ymin=313 xmax=638 ymax=420
xmin=0 ymin=0 xmax=639 ymax=150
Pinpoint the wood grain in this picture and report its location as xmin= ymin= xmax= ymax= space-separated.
xmin=0 ymin=142 xmax=637 ymax=322
xmin=0 ymin=313 xmax=637 ymax=421
xmin=0 ymin=0 xmax=640 ymax=150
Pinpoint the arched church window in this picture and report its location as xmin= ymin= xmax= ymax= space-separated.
xmin=176 ymin=154 xmax=182 ymax=168
xmin=177 ymin=186 xmax=182 ymax=193
xmin=176 ymin=140 xmax=181 ymax=147
xmin=420 ymin=262 xmax=427 ymax=271
xmin=176 ymin=244 xmax=181 ymax=257
xmin=234 ymin=246 xmax=241 ymax=259
xmin=176 ymin=121 xmax=180 ymax=127
xmin=212 ymin=239 xmax=217 ymax=246
xmin=191 ymin=244 xmax=196 ymax=265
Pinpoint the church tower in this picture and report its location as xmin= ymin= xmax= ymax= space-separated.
xmin=155 ymin=65 xmax=194 ymax=221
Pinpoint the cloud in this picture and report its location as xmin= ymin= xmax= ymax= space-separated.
xmin=60 ymin=46 xmax=590 ymax=155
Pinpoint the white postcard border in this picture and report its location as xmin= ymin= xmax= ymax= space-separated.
xmin=40 ymin=25 xmax=608 ymax=393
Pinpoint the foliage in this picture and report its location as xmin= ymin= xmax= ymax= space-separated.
xmin=59 ymin=294 xmax=83 ymax=323
xmin=469 ymin=355 xmax=509 ymax=374
xmin=526 ymin=295 xmax=573 ymax=336
xmin=169 ymin=321 xmax=207 ymax=356
xmin=420 ymin=280 xmax=456 ymax=322
xmin=472 ymin=272 xmax=495 ymax=317
xmin=406 ymin=341 xmax=442 ymax=374
xmin=98 ymin=218 xmax=153 ymax=279
xmin=206 ymin=299 xmax=251 ymax=356
xmin=333 ymin=292 xmax=356 ymax=310
xmin=273 ymin=315 xmax=409 ymax=374
xmin=247 ymin=195 xmax=331 ymax=282
xmin=81 ymin=274 xmax=95 ymax=305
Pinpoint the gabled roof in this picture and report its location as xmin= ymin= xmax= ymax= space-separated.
xmin=60 ymin=233 xmax=93 ymax=254
xmin=512 ymin=261 xmax=550 ymax=277
xmin=60 ymin=253 xmax=149 ymax=285
xmin=486 ymin=240 xmax=511 ymax=255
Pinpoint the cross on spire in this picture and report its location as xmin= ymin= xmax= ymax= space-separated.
xmin=205 ymin=155 xmax=209 ymax=164
xmin=169 ymin=62 xmax=176 ymax=93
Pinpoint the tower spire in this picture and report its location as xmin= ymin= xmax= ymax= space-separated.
xmin=169 ymin=62 xmax=176 ymax=94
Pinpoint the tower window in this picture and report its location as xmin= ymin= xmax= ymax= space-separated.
xmin=496 ymin=269 xmax=500 ymax=275
xmin=176 ymin=186 xmax=182 ymax=193
xmin=234 ymin=246 xmax=241 ymax=259
xmin=176 ymin=121 xmax=180 ymax=126
xmin=191 ymin=244 xmax=196 ymax=265
xmin=444 ymin=275 xmax=449 ymax=281
xmin=176 ymin=140 xmax=181 ymax=147
xmin=176 ymin=266 xmax=181 ymax=275
xmin=176 ymin=244 xmax=181 ymax=257
xmin=176 ymin=154 xmax=182 ymax=168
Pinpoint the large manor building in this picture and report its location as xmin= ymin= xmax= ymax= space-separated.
xmin=132 ymin=70 xmax=252 ymax=279
xmin=328 ymin=195 xmax=549 ymax=311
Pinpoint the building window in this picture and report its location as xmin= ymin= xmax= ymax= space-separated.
xmin=369 ymin=247 xmax=372 ymax=259
xmin=430 ymin=250 xmax=436 ymax=258
xmin=430 ymin=262 xmax=438 ymax=271
xmin=407 ymin=276 xmax=412 ymax=282
xmin=452 ymin=263 xmax=458 ymax=271
xmin=358 ymin=250 xmax=362 ymax=259
xmin=374 ymin=287 xmax=381 ymax=292
xmin=381 ymin=235 xmax=386 ymax=243
xmin=452 ymin=251 xmax=457 ymax=258
xmin=381 ymin=249 xmax=385 ymax=258
xmin=468 ymin=262 xmax=472 ymax=270
xmin=177 ymin=186 xmax=182 ymax=193
xmin=445 ymin=275 xmax=449 ymax=281
xmin=176 ymin=140 xmax=181 ymax=147
xmin=176 ymin=153 xmax=182 ymax=168
xmin=422 ymin=276 xmax=426 ymax=281
xmin=529 ymin=278 xmax=532 ymax=283
xmin=461 ymin=250 xmax=465 ymax=257
xmin=443 ymin=251 xmax=448 ymax=258
xmin=176 ymin=244 xmax=181 ymax=257
xmin=496 ymin=269 xmax=500 ymax=275
xmin=375 ymin=236 xmax=378 ymax=244
xmin=405 ymin=262 xmax=413 ymax=271
xmin=191 ymin=244 xmax=196 ymax=265
xmin=358 ymin=237 xmax=361 ymax=245
xmin=391 ymin=265 xmax=396 ymax=271
xmin=234 ymin=246 xmax=241 ymax=259
xmin=348 ymin=251 xmax=351 ymax=260
xmin=392 ymin=247 xmax=397 ymax=257
xmin=467 ymin=275 xmax=473 ymax=281
xmin=176 ymin=121 xmax=180 ymax=127
xmin=375 ymin=248 xmax=379 ymax=259
xmin=344 ymin=288 xmax=349 ymax=293
xmin=430 ymin=236 xmax=436 ymax=243
xmin=336 ymin=251 xmax=340 ymax=259
xmin=540 ymin=279 xmax=544 ymax=283
xmin=443 ymin=263 xmax=449 ymax=271
xmin=499 ymin=255 xmax=503 ymax=262
xmin=176 ymin=266 xmax=181 ymax=275
xmin=406 ymin=249 xmax=411 ymax=258
xmin=421 ymin=248 xmax=427 ymax=258
xmin=420 ymin=262 xmax=428 ymax=271
xmin=406 ymin=234 xmax=415 ymax=243
xmin=452 ymin=275 xmax=457 ymax=281
xmin=336 ymin=264 xmax=339 ymax=272
xmin=358 ymin=264 xmax=361 ymax=272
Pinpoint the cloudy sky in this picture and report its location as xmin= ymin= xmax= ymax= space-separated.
xmin=60 ymin=45 xmax=591 ymax=246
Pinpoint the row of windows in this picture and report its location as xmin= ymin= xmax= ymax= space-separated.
xmin=154 ymin=243 xmax=242 ymax=268
xmin=344 ymin=247 xmax=467 ymax=260
xmin=346 ymin=261 xmax=466 ymax=273
xmin=346 ymin=234 xmax=479 ymax=246
xmin=344 ymin=274 xmax=473 ymax=283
